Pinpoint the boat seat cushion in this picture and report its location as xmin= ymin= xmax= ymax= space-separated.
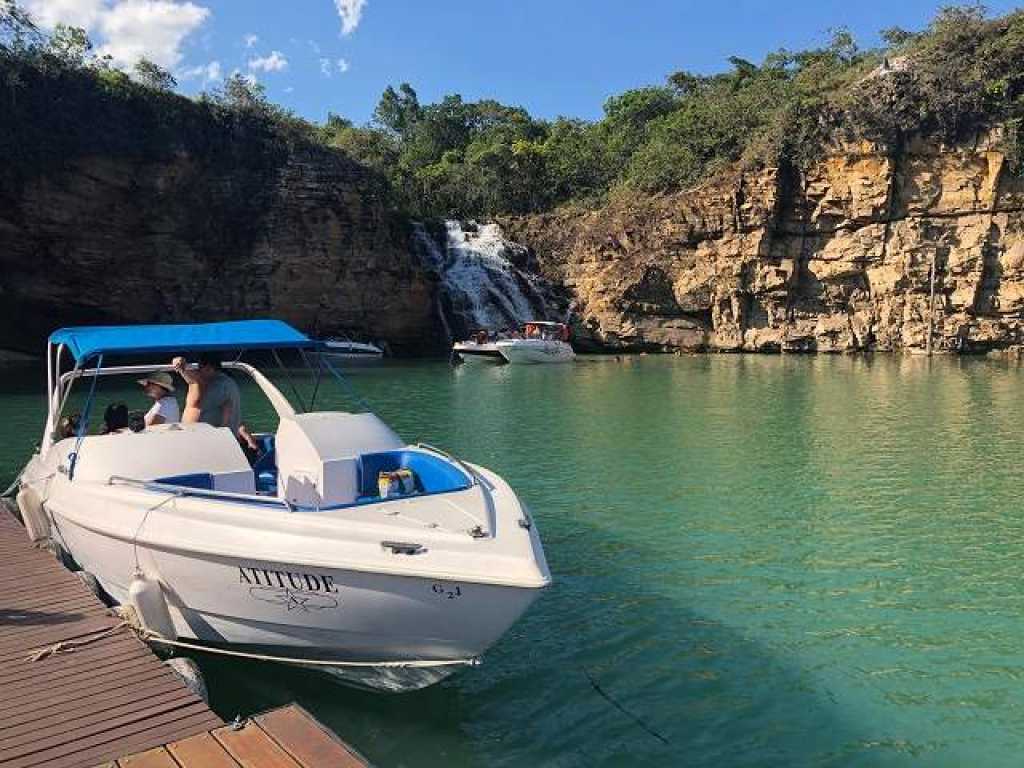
xmin=358 ymin=451 xmax=471 ymax=497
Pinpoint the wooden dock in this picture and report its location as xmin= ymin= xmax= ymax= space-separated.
xmin=97 ymin=704 xmax=367 ymax=768
xmin=0 ymin=503 xmax=368 ymax=768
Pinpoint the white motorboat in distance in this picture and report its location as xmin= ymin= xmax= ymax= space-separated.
xmin=453 ymin=330 xmax=506 ymax=364
xmin=496 ymin=322 xmax=575 ymax=364
xmin=16 ymin=320 xmax=550 ymax=692
xmin=321 ymin=336 xmax=384 ymax=361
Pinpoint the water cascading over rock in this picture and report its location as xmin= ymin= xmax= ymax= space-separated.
xmin=413 ymin=221 xmax=565 ymax=342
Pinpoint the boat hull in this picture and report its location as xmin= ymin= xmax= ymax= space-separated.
xmin=321 ymin=341 xmax=384 ymax=361
xmin=36 ymin=463 xmax=547 ymax=693
xmin=47 ymin=509 xmax=541 ymax=691
xmin=496 ymin=340 xmax=575 ymax=364
xmin=453 ymin=342 xmax=505 ymax=364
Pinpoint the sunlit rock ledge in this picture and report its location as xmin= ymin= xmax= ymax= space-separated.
xmin=501 ymin=129 xmax=1024 ymax=356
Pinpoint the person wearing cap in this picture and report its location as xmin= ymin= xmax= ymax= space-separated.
xmin=138 ymin=371 xmax=180 ymax=427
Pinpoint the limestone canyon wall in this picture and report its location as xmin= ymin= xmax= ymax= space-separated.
xmin=502 ymin=130 xmax=1024 ymax=354
xmin=0 ymin=144 xmax=440 ymax=356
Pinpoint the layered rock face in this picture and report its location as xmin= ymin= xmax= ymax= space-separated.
xmin=502 ymin=131 xmax=1024 ymax=354
xmin=0 ymin=143 xmax=439 ymax=356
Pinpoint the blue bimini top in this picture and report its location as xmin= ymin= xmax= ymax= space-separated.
xmin=49 ymin=320 xmax=314 ymax=363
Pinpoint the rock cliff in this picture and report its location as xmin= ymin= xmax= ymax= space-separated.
xmin=0 ymin=72 xmax=441 ymax=356
xmin=0 ymin=147 xmax=440 ymax=355
xmin=502 ymin=130 xmax=1024 ymax=354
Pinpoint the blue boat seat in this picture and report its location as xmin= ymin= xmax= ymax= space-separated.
xmin=356 ymin=450 xmax=471 ymax=502
xmin=252 ymin=434 xmax=278 ymax=494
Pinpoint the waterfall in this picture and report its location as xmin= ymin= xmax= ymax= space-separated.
xmin=413 ymin=220 xmax=561 ymax=341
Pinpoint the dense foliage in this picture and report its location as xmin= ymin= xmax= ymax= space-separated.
xmin=4 ymin=1 xmax=1024 ymax=219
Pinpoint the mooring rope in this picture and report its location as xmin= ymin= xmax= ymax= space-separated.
xmin=4 ymin=470 xmax=56 ymax=499
xmin=113 ymin=606 xmax=478 ymax=669
xmin=27 ymin=608 xmax=478 ymax=671
xmin=1 ymin=471 xmax=23 ymax=498
xmin=25 ymin=621 xmax=129 ymax=662
xmin=582 ymin=667 xmax=671 ymax=746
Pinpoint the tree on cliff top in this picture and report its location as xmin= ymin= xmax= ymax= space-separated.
xmin=374 ymin=83 xmax=421 ymax=137
xmin=133 ymin=58 xmax=176 ymax=91
xmin=0 ymin=0 xmax=38 ymax=52
xmin=5 ymin=0 xmax=1024 ymax=216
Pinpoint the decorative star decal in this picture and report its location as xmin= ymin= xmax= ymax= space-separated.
xmin=248 ymin=585 xmax=338 ymax=612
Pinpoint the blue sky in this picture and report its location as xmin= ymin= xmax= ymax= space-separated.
xmin=27 ymin=0 xmax=1023 ymax=125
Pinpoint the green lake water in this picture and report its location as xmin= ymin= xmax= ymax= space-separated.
xmin=3 ymin=354 xmax=1024 ymax=767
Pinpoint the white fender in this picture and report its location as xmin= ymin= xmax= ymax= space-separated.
xmin=128 ymin=571 xmax=177 ymax=640
xmin=16 ymin=485 xmax=49 ymax=543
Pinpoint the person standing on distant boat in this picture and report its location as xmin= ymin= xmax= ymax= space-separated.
xmin=136 ymin=371 xmax=180 ymax=427
xmin=171 ymin=352 xmax=241 ymax=435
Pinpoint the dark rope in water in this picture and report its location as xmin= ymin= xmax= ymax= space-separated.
xmin=582 ymin=667 xmax=670 ymax=746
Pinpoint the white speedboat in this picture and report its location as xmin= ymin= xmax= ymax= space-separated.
xmin=453 ymin=331 xmax=505 ymax=364
xmin=496 ymin=322 xmax=575 ymax=364
xmin=321 ymin=336 xmax=384 ymax=361
xmin=16 ymin=320 xmax=549 ymax=692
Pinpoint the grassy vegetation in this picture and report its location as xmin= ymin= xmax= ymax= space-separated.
xmin=4 ymin=2 xmax=1024 ymax=220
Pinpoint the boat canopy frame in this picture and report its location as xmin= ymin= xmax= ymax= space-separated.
xmin=42 ymin=320 xmax=358 ymax=464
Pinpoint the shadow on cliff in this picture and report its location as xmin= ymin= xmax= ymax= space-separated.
xmin=195 ymin=515 xmax=860 ymax=768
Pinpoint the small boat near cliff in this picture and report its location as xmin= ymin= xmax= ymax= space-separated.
xmin=15 ymin=320 xmax=550 ymax=692
xmin=321 ymin=335 xmax=384 ymax=361
xmin=453 ymin=330 xmax=506 ymax=364
xmin=497 ymin=322 xmax=575 ymax=364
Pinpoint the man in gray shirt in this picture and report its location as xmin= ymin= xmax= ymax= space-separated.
xmin=171 ymin=352 xmax=241 ymax=434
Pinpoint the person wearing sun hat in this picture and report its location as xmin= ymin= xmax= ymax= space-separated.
xmin=137 ymin=371 xmax=180 ymax=427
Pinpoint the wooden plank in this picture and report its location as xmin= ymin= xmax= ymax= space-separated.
xmin=0 ymin=590 xmax=106 ymax=615
xmin=255 ymin=705 xmax=367 ymax=768
xmin=0 ymin=507 xmax=224 ymax=768
xmin=1 ymin=686 xmax=197 ymax=745
xmin=213 ymin=721 xmax=303 ymax=768
xmin=0 ymin=574 xmax=101 ymax=600
xmin=58 ymin=710 xmax=223 ymax=768
xmin=0 ymin=612 xmax=112 ymax=650
xmin=1 ymin=703 xmax=219 ymax=768
xmin=0 ymin=691 xmax=202 ymax=757
xmin=166 ymin=732 xmax=241 ymax=768
xmin=0 ymin=582 xmax=107 ymax=608
xmin=0 ymin=655 xmax=173 ymax=707
xmin=0 ymin=614 xmax=116 ymax=651
xmin=0 ymin=640 xmax=144 ymax=683
xmin=117 ymin=747 xmax=180 ymax=768
xmin=0 ymin=667 xmax=189 ymax=723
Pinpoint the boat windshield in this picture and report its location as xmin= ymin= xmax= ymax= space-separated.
xmin=522 ymin=323 xmax=568 ymax=341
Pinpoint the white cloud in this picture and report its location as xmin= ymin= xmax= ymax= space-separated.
xmin=333 ymin=0 xmax=366 ymax=36
xmin=25 ymin=0 xmax=106 ymax=29
xmin=25 ymin=0 xmax=210 ymax=71
xmin=319 ymin=57 xmax=349 ymax=77
xmin=248 ymin=50 xmax=288 ymax=73
xmin=284 ymin=86 xmax=294 ymax=93
xmin=243 ymin=33 xmax=259 ymax=48
xmin=180 ymin=59 xmax=220 ymax=83
xmin=307 ymin=39 xmax=322 ymax=55
xmin=96 ymin=1 xmax=210 ymax=69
